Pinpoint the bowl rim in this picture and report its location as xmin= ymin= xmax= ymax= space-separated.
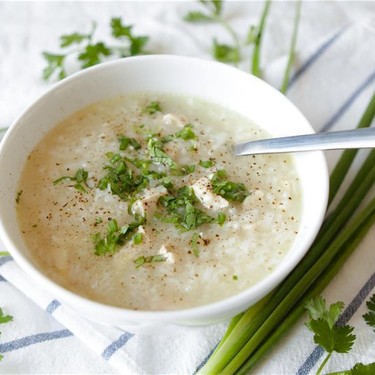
xmin=0 ymin=55 xmax=329 ymax=323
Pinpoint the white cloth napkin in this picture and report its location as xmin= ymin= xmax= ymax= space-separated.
xmin=1 ymin=3 xmax=375 ymax=374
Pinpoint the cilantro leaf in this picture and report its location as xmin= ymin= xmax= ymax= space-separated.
xmin=93 ymin=217 xmax=145 ymax=255
xmin=78 ymin=42 xmax=112 ymax=68
xmin=175 ymin=124 xmax=197 ymax=141
xmin=118 ymin=135 xmax=141 ymax=151
xmin=110 ymin=17 xmax=149 ymax=56
xmin=42 ymin=52 xmax=66 ymax=80
xmin=191 ymin=232 xmax=200 ymax=257
xmin=309 ymin=319 xmax=355 ymax=354
xmin=134 ymin=254 xmax=166 ymax=268
xmin=351 ymin=362 xmax=375 ymax=375
xmin=305 ymin=297 xmax=356 ymax=356
xmin=97 ymin=155 xmax=147 ymax=200
xmin=144 ymin=101 xmax=162 ymax=115
xmin=363 ymin=293 xmax=375 ymax=330
xmin=305 ymin=296 xmax=344 ymax=330
xmin=211 ymin=169 xmax=249 ymax=202
xmin=158 ymin=186 xmax=215 ymax=231
xmin=212 ymin=39 xmax=240 ymax=64
xmin=147 ymin=138 xmax=177 ymax=168
xmin=0 ymin=308 xmax=13 ymax=325
xmin=60 ymin=32 xmax=89 ymax=48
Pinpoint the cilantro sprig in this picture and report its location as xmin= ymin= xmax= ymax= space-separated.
xmin=134 ymin=254 xmax=166 ymax=268
xmin=43 ymin=17 xmax=149 ymax=81
xmin=0 ymin=307 xmax=13 ymax=362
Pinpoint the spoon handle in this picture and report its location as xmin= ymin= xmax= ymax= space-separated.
xmin=234 ymin=127 xmax=375 ymax=156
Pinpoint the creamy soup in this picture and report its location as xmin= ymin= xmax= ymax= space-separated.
xmin=17 ymin=94 xmax=301 ymax=310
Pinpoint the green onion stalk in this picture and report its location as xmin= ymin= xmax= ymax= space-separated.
xmin=199 ymin=91 xmax=375 ymax=374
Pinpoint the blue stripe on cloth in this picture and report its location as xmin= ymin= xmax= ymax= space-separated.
xmin=0 ymin=256 xmax=13 ymax=267
xmin=320 ymin=68 xmax=375 ymax=132
xmin=101 ymin=332 xmax=134 ymax=360
xmin=45 ymin=299 xmax=61 ymax=314
xmin=0 ymin=329 xmax=72 ymax=353
xmin=0 ymin=275 xmax=6 ymax=282
xmin=296 ymin=271 xmax=375 ymax=375
xmin=193 ymin=343 xmax=218 ymax=374
xmin=287 ymin=26 xmax=348 ymax=89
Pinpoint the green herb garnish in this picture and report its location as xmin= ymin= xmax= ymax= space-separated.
xmin=53 ymin=168 xmax=89 ymax=193
xmin=147 ymin=137 xmax=177 ymax=168
xmin=175 ymin=124 xmax=197 ymax=141
xmin=191 ymin=232 xmax=200 ymax=257
xmin=211 ymin=169 xmax=249 ymax=202
xmin=118 ymin=135 xmax=141 ymax=151
xmin=144 ymin=101 xmax=162 ymax=115
xmin=93 ymin=217 xmax=145 ymax=255
xmin=217 ymin=212 xmax=226 ymax=226
xmin=133 ymin=232 xmax=143 ymax=245
xmin=158 ymin=186 xmax=215 ymax=231
xmin=98 ymin=155 xmax=147 ymax=200
xmin=199 ymin=159 xmax=214 ymax=168
xmin=134 ymin=254 xmax=166 ymax=268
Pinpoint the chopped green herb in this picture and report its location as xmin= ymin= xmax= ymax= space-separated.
xmin=98 ymin=156 xmax=147 ymax=200
xmin=171 ymin=164 xmax=196 ymax=176
xmin=217 ymin=212 xmax=226 ymax=226
xmin=233 ymin=275 xmax=238 ymax=281
xmin=0 ymin=252 xmax=10 ymax=257
xmin=175 ymin=124 xmax=197 ymax=141
xmin=93 ymin=217 xmax=145 ymax=255
xmin=53 ymin=168 xmax=89 ymax=193
xmin=147 ymin=137 xmax=177 ymax=168
xmin=95 ymin=217 xmax=103 ymax=224
xmin=134 ymin=254 xmax=166 ymax=268
xmin=15 ymin=190 xmax=23 ymax=204
xmin=199 ymin=159 xmax=214 ymax=168
xmin=118 ymin=135 xmax=141 ymax=150
xmin=144 ymin=101 xmax=162 ymax=115
xmin=211 ymin=169 xmax=249 ymax=202
xmin=191 ymin=232 xmax=200 ymax=257
xmin=158 ymin=186 xmax=215 ymax=231
xmin=133 ymin=232 xmax=143 ymax=245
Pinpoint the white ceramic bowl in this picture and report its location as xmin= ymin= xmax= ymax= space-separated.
xmin=0 ymin=55 xmax=329 ymax=333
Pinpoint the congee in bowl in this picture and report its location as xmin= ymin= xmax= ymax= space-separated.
xmin=16 ymin=93 xmax=301 ymax=310
xmin=0 ymin=56 xmax=328 ymax=329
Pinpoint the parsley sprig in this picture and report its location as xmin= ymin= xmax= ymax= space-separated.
xmin=0 ymin=307 xmax=13 ymax=362
xmin=43 ymin=17 xmax=149 ymax=81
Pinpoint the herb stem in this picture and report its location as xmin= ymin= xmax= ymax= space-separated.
xmin=280 ymin=0 xmax=302 ymax=94
xmin=252 ymin=0 xmax=272 ymax=77
xmin=316 ymin=352 xmax=332 ymax=375
xmin=328 ymin=91 xmax=375 ymax=205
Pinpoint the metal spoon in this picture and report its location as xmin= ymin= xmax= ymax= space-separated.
xmin=234 ymin=127 xmax=375 ymax=156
